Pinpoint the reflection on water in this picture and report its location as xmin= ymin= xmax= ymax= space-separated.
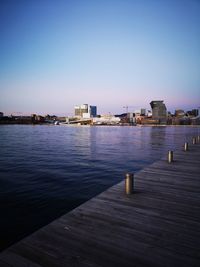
xmin=0 ymin=125 xmax=199 ymax=250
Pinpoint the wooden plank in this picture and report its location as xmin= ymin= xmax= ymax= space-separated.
xmin=0 ymin=252 xmax=42 ymax=267
xmin=0 ymin=144 xmax=200 ymax=266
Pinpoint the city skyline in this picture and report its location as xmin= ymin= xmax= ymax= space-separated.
xmin=0 ymin=0 xmax=200 ymax=115
xmin=1 ymin=100 xmax=199 ymax=117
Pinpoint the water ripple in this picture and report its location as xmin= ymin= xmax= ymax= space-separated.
xmin=0 ymin=125 xmax=199 ymax=250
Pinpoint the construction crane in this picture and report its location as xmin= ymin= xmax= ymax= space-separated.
xmin=123 ymin=106 xmax=134 ymax=113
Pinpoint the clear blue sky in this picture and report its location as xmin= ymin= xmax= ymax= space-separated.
xmin=0 ymin=0 xmax=200 ymax=115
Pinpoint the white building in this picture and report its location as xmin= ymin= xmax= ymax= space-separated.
xmin=93 ymin=114 xmax=120 ymax=125
xmin=74 ymin=104 xmax=97 ymax=118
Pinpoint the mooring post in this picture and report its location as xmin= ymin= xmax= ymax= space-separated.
xmin=184 ymin=142 xmax=189 ymax=151
xmin=168 ymin=150 xmax=173 ymax=163
xmin=192 ymin=137 xmax=196 ymax=145
xmin=197 ymin=135 xmax=200 ymax=143
xmin=125 ymin=173 xmax=134 ymax=194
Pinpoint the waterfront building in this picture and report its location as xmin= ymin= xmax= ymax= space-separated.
xmin=134 ymin=110 xmax=141 ymax=117
xmin=74 ymin=104 xmax=88 ymax=117
xmin=74 ymin=104 xmax=97 ymax=118
xmin=127 ymin=112 xmax=135 ymax=124
xmin=150 ymin=100 xmax=167 ymax=124
xmin=140 ymin=108 xmax=146 ymax=116
xmin=175 ymin=109 xmax=185 ymax=117
xmin=31 ymin=114 xmax=45 ymax=123
xmin=0 ymin=112 xmax=4 ymax=117
xmin=147 ymin=110 xmax=152 ymax=117
xmin=90 ymin=106 xmax=97 ymax=117
xmin=93 ymin=114 xmax=120 ymax=125
xmin=191 ymin=109 xmax=199 ymax=117
xmin=189 ymin=107 xmax=200 ymax=125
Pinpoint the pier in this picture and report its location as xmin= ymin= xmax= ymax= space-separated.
xmin=0 ymin=141 xmax=200 ymax=266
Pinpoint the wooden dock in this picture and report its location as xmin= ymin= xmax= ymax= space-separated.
xmin=0 ymin=142 xmax=200 ymax=267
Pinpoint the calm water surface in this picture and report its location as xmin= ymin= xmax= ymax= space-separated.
xmin=0 ymin=125 xmax=199 ymax=250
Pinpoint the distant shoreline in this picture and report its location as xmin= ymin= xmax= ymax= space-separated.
xmin=0 ymin=122 xmax=199 ymax=127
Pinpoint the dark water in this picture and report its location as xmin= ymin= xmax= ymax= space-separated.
xmin=0 ymin=125 xmax=199 ymax=251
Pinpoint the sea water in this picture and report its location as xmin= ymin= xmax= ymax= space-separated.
xmin=0 ymin=125 xmax=199 ymax=250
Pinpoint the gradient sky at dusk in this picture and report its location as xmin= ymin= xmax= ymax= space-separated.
xmin=0 ymin=0 xmax=200 ymax=115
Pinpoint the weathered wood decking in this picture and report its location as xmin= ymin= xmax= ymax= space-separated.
xmin=0 ymin=143 xmax=200 ymax=267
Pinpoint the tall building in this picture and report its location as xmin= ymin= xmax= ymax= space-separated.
xmin=191 ymin=109 xmax=199 ymax=117
xmin=74 ymin=104 xmax=89 ymax=117
xmin=150 ymin=100 xmax=167 ymax=123
xmin=74 ymin=104 xmax=97 ymax=118
xmin=90 ymin=106 xmax=97 ymax=117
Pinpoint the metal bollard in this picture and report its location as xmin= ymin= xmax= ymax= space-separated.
xmin=125 ymin=173 xmax=134 ymax=194
xmin=192 ymin=137 xmax=196 ymax=145
xmin=197 ymin=136 xmax=200 ymax=143
xmin=168 ymin=150 xmax=173 ymax=163
xmin=184 ymin=142 xmax=189 ymax=151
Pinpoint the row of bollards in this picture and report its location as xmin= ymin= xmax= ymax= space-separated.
xmin=167 ymin=135 xmax=200 ymax=163
xmin=192 ymin=135 xmax=200 ymax=145
xmin=125 ymin=134 xmax=200 ymax=194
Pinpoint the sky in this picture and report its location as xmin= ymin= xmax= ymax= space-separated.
xmin=0 ymin=0 xmax=200 ymax=115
